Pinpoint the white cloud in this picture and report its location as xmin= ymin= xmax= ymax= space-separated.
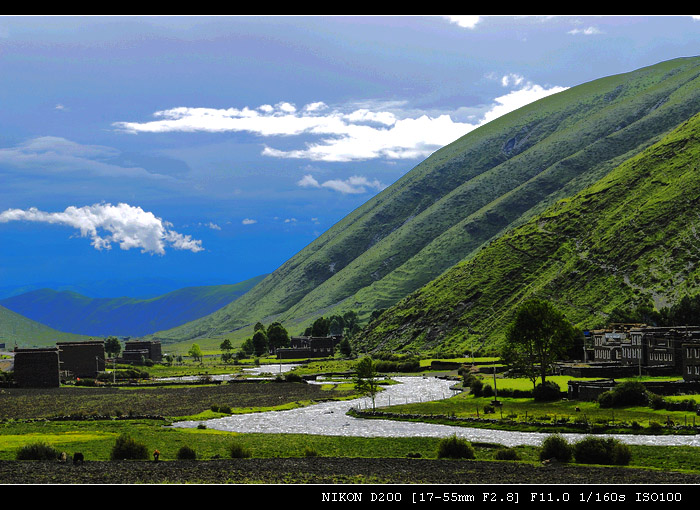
xmin=297 ymin=174 xmax=321 ymax=188
xmin=241 ymin=218 xmax=257 ymax=225
xmin=321 ymin=176 xmax=386 ymax=194
xmin=114 ymin=78 xmax=568 ymax=163
xmin=501 ymin=73 xmax=525 ymax=88
xmin=568 ymin=26 xmax=602 ymax=35
xmin=0 ymin=203 xmax=203 ymax=254
xmin=0 ymin=136 xmax=173 ymax=181
xmin=299 ymin=174 xmax=386 ymax=194
xmin=443 ymin=16 xmax=482 ymax=29
xmin=204 ymin=222 xmax=221 ymax=230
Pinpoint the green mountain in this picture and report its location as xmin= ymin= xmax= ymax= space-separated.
xmin=0 ymin=305 xmax=90 ymax=349
xmin=149 ymin=56 xmax=700 ymax=344
xmin=362 ymin=110 xmax=700 ymax=353
xmin=0 ymin=274 xmax=266 ymax=338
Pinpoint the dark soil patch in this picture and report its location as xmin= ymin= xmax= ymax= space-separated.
xmin=0 ymin=381 xmax=352 ymax=419
xmin=2 ymin=458 xmax=700 ymax=484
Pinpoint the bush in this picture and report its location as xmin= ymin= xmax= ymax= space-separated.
xmin=437 ymin=435 xmax=475 ymax=459
xmin=110 ymin=434 xmax=148 ymax=461
xmin=176 ymin=445 xmax=197 ymax=460
xmin=16 ymin=442 xmax=60 ymax=461
xmin=469 ymin=377 xmax=483 ymax=397
xmin=303 ymin=447 xmax=319 ymax=457
xmin=228 ymin=442 xmax=252 ymax=459
xmin=539 ymin=434 xmax=572 ymax=462
xmin=533 ymin=381 xmax=562 ymax=402
xmin=599 ymin=381 xmax=649 ymax=408
xmin=284 ymin=372 xmax=304 ymax=383
xmin=573 ymin=436 xmax=631 ymax=465
xmin=495 ymin=448 xmax=520 ymax=461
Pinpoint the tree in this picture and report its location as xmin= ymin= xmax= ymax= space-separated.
xmin=241 ymin=338 xmax=254 ymax=357
xmin=252 ymin=330 xmax=268 ymax=357
xmin=502 ymin=299 xmax=578 ymax=389
xmin=104 ymin=336 xmax=121 ymax=357
xmin=311 ymin=317 xmax=330 ymax=337
xmin=266 ymin=322 xmax=290 ymax=352
xmin=353 ymin=357 xmax=380 ymax=410
xmin=339 ymin=337 xmax=353 ymax=357
xmin=188 ymin=343 xmax=203 ymax=363
xmin=220 ymin=338 xmax=234 ymax=364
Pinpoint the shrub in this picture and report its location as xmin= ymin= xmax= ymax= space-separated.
xmin=469 ymin=377 xmax=483 ymax=397
xmin=110 ymin=434 xmax=148 ymax=461
xmin=533 ymin=381 xmax=562 ymax=402
xmin=303 ymin=447 xmax=319 ymax=457
xmin=495 ymin=448 xmax=520 ymax=461
xmin=539 ymin=434 xmax=572 ymax=462
xmin=228 ymin=442 xmax=252 ymax=458
xmin=573 ymin=436 xmax=631 ymax=465
xmin=437 ymin=435 xmax=475 ymax=459
xmin=284 ymin=372 xmax=304 ymax=383
xmin=599 ymin=381 xmax=649 ymax=408
xmin=16 ymin=442 xmax=60 ymax=461
xmin=176 ymin=445 xmax=197 ymax=460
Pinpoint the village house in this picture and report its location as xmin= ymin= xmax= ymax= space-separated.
xmin=277 ymin=335 xmax=342 ymax=360
xmin=121 ymin=340 xmax=162 ymax=364
xmin=57 ymin=340 xmax=105 ymax=378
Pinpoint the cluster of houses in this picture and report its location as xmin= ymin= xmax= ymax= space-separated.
xmin=276 ymin=335 xmax=343 ymax=359
xmin=564 ymin=324 xmax=700 ymax=400
xmin=9 ymin=339 xmax=162 ymax=388
xmin=582 ymin=323 xmax=700 ymax=380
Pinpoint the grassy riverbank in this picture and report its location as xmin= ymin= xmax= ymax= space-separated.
xmin=3 ymin=361 xmax=700 ymax=483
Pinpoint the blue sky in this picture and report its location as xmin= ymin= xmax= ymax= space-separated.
xmin=1 ymin=15 xmax=699 ymax=297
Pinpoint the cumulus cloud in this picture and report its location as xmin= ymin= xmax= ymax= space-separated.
xmin=241 ymin=218 xmax=257 ymax=225
xmin=443 ymin=16 xmax=482 ymax=29
xmin=0 ymin=203 xmax=203 ymax=254
xmin=297 ymin=174 xmax=321 ymax=188
xmin=113 ymin=78 xmax=567 ymax=163
xmin=298 ymin=174 xmax=386 ymax=194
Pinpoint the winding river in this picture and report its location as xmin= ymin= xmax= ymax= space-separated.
xmin=171 ymin=375 xmax=700 ymax=447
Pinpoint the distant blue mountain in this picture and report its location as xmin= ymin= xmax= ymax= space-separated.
xmin=0 ymin=274 xmax=267 ymax=338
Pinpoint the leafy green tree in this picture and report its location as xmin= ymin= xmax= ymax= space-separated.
xmin=254 ymin=321 xmax=266 ymax=332
xmin=354 ymin=356 xmax=380 ymax=410
xmin=220 ymin=338 xmax=234 ymax=364
xmin=339 ymin=337 xmax=352 ymax=357
xmin=502 ymin=299 xmax=578 ymax=389
xmin=266 ymin=322 xmax=290 ymax=351
xmin=252 ymin=330 xmax=268 ymax=356
xmin=105 ymin=336 xmax=121 ymax=357
xmin=311 ymin=317 xmax=330 ymax=337
xmin=329 ymin=315 xmax=345 ymax=336
xmin=241 ymin=338 xmax=254 ymax=357
xmin=188 ymin=343 xmax=203 ymax=363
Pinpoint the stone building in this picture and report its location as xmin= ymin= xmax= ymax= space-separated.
xmin=13 ymin=347 xmax=60 ymax=388
xmin=121 ymin=340 xmax=162 ymax=364
xmin=57 ymin=340 xmax=105 ymax=378
xmin=277 ymin=335 xmax=341 ymax=360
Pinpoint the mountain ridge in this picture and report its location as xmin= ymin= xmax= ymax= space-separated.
xmin=0 ymin=274 xmax=266 ymax=339
xmin=361 ymin=110 xmax=700 ymax=352
xmin=146 ymin=56 xmax=700 ymax=345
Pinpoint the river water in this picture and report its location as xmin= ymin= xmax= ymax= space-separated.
xmin=170 ymin=375 xmax=700 ymax=447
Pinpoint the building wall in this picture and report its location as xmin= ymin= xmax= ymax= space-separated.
xmin=123 ymin=341 xmax=162 ymax=363
xmin=57 ymin=341 xmax=105 ymax=378
xmin=14 ymin=348 xmax=60 ymax=388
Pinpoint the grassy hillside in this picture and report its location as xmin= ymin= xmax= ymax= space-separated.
xmin=0 ymin=275 xmax=266 ymax=338
xmin=149 ymin=56 xmax=700 ymax=344
xmin=360 ymin=111 xmax=700 ymax=353
xmin=0 ymin=305 xmax=90 ymax=349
